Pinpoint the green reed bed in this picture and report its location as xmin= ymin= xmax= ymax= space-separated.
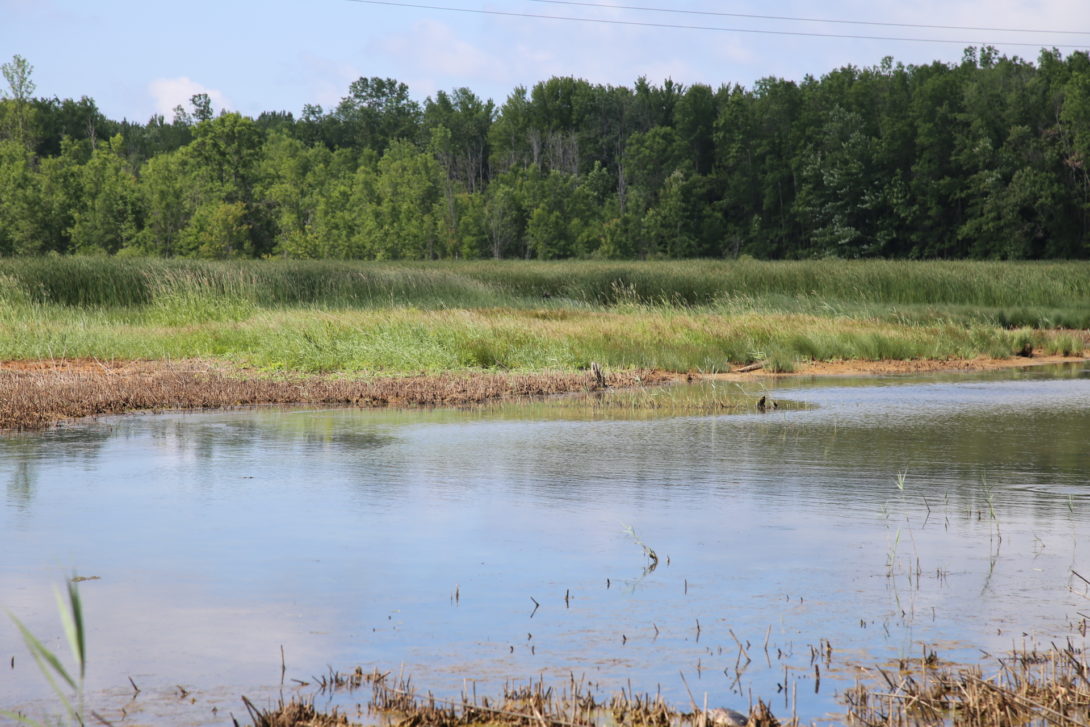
xmin=2 ymin=257 xmax=1090 ymax=312
xmin=0 ymin=258 xmax=1085 ymax=374
xmin=0 ymin=304 xmax=1075 ymax=375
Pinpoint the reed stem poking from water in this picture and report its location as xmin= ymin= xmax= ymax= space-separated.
xmin=246 ymin=641 xmax=1090 ymax=727
xmin=844 ymin=640 xmax=1090 ymax=726
xmin=248 ymin=667 xmax=791 ymax=727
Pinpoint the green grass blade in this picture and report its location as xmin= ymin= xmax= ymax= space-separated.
xmin=57 ymin=582 xmax=86 ymax=679
xmin=10 ymin=613 xmax=77 ymax=691
xmin=0 ymin=708 xmax=47 ymax=727
xmin=9 ymin=617 xmax=78 ymax=722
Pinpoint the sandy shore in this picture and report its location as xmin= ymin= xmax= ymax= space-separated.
xmin=0 ymin=353 xmax=1085 ymax=430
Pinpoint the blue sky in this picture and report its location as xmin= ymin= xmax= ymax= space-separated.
xmin=3 ymin=0 xmax=1089 ymax=122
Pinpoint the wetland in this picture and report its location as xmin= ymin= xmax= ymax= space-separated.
xmin=4 ymin=363 xmax=1090 ymax=725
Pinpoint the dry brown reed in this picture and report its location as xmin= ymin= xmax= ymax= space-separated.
xmin=0 ymin=358 xmax=671 ymax=430
xmin=241 ymin=696 xmax=351 ymax=727
xmin=247 ymin=668 xmax=789 ymax=727
xmin=844 ymin=641 xmax=1090 ymax=726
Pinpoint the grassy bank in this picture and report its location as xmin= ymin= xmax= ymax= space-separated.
xmin=0 ymin=258 xmax=1086 ymax=374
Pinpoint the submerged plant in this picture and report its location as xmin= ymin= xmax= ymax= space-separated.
xmin=2 ymin=580 xmax=87 ymax=727
xmin=621 ymin=524 xmax=659 ymax=569
xmin=886 ymin=528 xmax=902 ymax=577
xmin=895 ymin=470 xmax=907 ymax=491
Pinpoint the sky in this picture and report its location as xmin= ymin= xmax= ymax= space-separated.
xmin=3 ymin=0 xmax=1090 ymax=122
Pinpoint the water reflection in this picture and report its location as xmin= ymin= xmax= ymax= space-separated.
xmin=2 ymin=427 xmax=113 ymax=510
xmin=2 ymin=364 xmax=1090 ymax=725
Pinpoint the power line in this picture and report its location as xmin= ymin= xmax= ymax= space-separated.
xmin=527 ymin=0 xmax=1090 ymax=37
xmin=344 ymin=0 xmax=1090 ymax=49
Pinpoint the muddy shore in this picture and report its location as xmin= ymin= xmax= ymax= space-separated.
xmin=707 ymin=352 xmax=1088 ymax=379
xmin=0 ymin=353 xmax=1085 ymax=431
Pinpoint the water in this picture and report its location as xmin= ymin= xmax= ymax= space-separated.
xmin=3 ymin=364 xmax=1090 ymax=724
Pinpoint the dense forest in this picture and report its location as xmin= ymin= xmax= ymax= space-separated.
xmin=3 ymin=47 xmax=1090 ymax=260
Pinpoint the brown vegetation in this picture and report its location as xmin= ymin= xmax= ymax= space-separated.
xmin=0 ymin=353 xmax=1083 ymax=431
xmin=0 ymin=358 xmax=671 ymax=430
xmin=246 ymin=668 xmax=786 ymax=727
xmin=244 ymin=640 xmax=1090 ymax=727
xmin=844 ymin=641 xmax=1090 ymax=726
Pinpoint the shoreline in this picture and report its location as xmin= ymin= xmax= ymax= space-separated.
xmin=709 ymin=352 xmax=1088 ymax=379
xmin=0 ymin=353 xmax=1085 ymax=431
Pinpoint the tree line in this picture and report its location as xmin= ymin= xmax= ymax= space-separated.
xmin=2 ymin=47 xmax=1090 ymax=260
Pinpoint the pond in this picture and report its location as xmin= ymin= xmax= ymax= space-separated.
xmin=3 ymin=364 xmax=1090 ymax=725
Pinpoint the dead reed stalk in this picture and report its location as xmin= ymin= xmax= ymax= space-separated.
xmin=247 ymin=668 xmax=792 ymax=727
xmin=0 ymin=359 xmax=671 ymax=430
xmin=844 ymin=642 xmax=1090 ymax=726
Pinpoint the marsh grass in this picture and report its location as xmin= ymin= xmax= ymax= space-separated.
xmin=2 ymin=298 xmax=1076 ymax=375
xmin=0 ymin=304 xmax=1077 ymax=375
xmin=2 ymin=257 xmax=1090 ymax=314
xmin=0 ymin=259 xmax=1086 ymax=375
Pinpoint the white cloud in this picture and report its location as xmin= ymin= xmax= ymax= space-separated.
xmin=713 ymin=40 xmax=756 ymax=66
xmin=416 ymin=19 xmax=497 ymax=77
xmin=888 ymin=0 xmax=1089 ymax=30
xmin=373 ymin=18 xmax=511 ymax=95
xmin=293 ymin=52 xmax=361 ymax=110
xmin=147 ymin=76 xmax=230 ymax=118
xmin=854 ymin=0 xmax=1090 ymax=58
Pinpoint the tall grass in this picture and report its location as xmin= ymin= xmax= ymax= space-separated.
xmin=0 ymin=258 xmax=511 ymax=310
xmin=0 ymin=258 xmax=1085 ymax=373
xmin=0 ymin=305 xmax=1073 ymax=374
xmin=2 ymin=258 xmax=1090 ymax=319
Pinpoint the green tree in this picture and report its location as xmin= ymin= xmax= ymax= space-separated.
xmin=484 ymin=179 xmax=523 ymax=259
xmin=137 ymin=147 xmax=200 ymax=256
xmin=35 ymin=139 xmax=89 ymax=254
xmin=177 ymin=200 xmax=251 ymax=258
xmin=260 ymin=132 xmax=334 ymax=255
xmin=0 ymin=55 xmax=38 ymax=149
xmin=360 ymin=140 xmax=442 ymax=259
xmin=70 ymin=135 xmax=142 ymax=254
xmin=190 ymin=93 xmax=214 ymax=123
xmin=32 ymin=96 xmax=110 ymax=157
xmin=795 ymin=106 xmax=886 ymax=257
xmin=190 ymin=112 xmax=262 ymax=199
xmin=674 ymin=83 xmax=719 ymax=175
xmin=623 ymin=126 xmax=686 ymax=202
xmin=1060 ymin=71 xmax=1090 ymax=248
xmin=490 ymin=86 xmax=534 ymax=171
xmin=188 ymin=112 xmax=271 ymax=255
xmin=333 ymin=77 xmax=421 ymax=153
xmin=0 ymin=140 xmax=42 ymax=254
xmin=424 ymin=87 xmax=494 ymax=192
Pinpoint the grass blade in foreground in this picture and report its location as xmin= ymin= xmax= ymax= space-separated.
xmin=2 ymin=581 xmax=87 ymax=727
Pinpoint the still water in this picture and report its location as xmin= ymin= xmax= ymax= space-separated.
xmin=3 ymin=365 xmax=1090 ymax=724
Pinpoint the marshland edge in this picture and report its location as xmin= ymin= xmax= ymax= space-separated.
xmin=0 ymin=257 xmax=1086 ymax=428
